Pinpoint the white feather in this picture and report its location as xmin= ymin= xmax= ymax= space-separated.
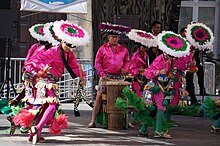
xmin=53 ymin=20 xmax=90 ymax=47
xmin=186 ymin=22 xmax=214 ymax=51
xmin=29 ymin=23 xmax=47 ymax=41
xmin=43 ymin=22 xmax=60 ymax=46
xmin=157 ymin=31 xmax=190 ymax=57
xmin=126 ymin=29 xmax=157 ymax=48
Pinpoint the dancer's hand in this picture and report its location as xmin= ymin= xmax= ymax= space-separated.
xmin=44 ymin=65 xmax=51 ymax=72
xmin=159 ymin=69 xmax=167 ymax=75
xmin=102 ymin=76 xmax=109 ymax=81
xmin=139 ymin=68 xmax=145 ymax=75
xmin=190 ymin=59 xmax=196 ymax=67
xmin=121 ymin=69 xmax=128 ymax=75
xmin=8 ymin=99 xmax=19 ymax=106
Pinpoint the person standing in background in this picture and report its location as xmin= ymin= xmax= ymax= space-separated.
xmin=180 ymin=26 xmax=207 ymax=105
xmin=147 ymin=21 xmax=163 ymax=65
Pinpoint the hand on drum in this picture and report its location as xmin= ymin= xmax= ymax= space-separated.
xmin=102 ymin=76 xmax=109 ymax=81
xmin=121 ymin=69 xmax=128 ymax=75
xmin=8 ymin=99 xmax=19 ymax=106
xmin=159 ymin=68 xmax=167 ymax=75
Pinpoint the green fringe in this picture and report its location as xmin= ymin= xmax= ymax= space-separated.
xmin=55 ymin=108 xmax=65 ymax=118
xmin=121 ymin=87 xmax=145 ymax=111
xmin=163 ymin=99 xmax=169 ymax=106
xmin=115 ymin=98 xmax=128 ymax=111
xmin=96 ymin=112 xmax=107 ymax=128
xmin=166 ymin=105 xmax=182 ymax=115
xmin=0 ymin=99 xmax=9 ymax=111
xmin=138 ymin=110 xmax=173 ymax=132
xmin=166 ymin=105 xmax=200 ymax=117
xmin=1 ymin=106 xmax=12 ymax=115
xmin=181 ymin=105 xmax=200 ymax=116
xmin=116 ymin=87 xmax=174 ymax=131
xmin=150 ymin=86 xmax=161 ymax=94
xmin=164 ymin=91 xmax=170 ymax=97
xmin=201 ymin=97 xmax=219 ymax=120
xmin=138 ymin=110 xmax=155 ymax=126
xmin=11 ymin=106 xmax=21 ymax=116
xmin=162 ymin=119 xmax=175 ymax=132
xmin=172 ymin=76 xmax=178 ymax=82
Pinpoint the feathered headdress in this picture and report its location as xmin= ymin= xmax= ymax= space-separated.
xmin=126 ymin=29 xmax=157 ymax=48
xmin=53 ymin=20 xmax=90 ymax=47
xmin=99 ymin=22 xmax=131 ymax=34
xmin=43 ymin=22 xmax=61 ymax=46
xmin=186 ymin=22 xmax=214 ymax=50
xmin=157 ymin=31 xmax=190 ymax=57
xmin=29 ymin=23 xmax=47 ymax=41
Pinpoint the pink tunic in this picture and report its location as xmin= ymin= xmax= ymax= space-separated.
xmin=144 ymin=54 xmax=171 ymax=111
xmin=169 ymin=53 xmax=193 ymax=106
xmin=173 ymin=53 xmax=193 ymax=70
xmin=25 ymin=45 xmax=85 ymax=79
xmin=129 ymin=48 xmax=147 ymax=76
xmin=95 ymin=42 xmax=130 ymax=77
xmin=144 ymin=54 xmax=171 ymax=79
xmin=25 ymin=43 xmax=41 ymax=62
xmin=24 ymin=43 xmax=46 ymax=67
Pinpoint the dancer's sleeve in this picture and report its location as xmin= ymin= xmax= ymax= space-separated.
xmin=95 ymin=47 xmax=106 ymax=77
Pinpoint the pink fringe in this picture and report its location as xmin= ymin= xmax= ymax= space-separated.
xmin=49 ymin=114 xmax=68 ymax=135
xmin=13 ymin=109 xmax=35 ymax=128
xmin=132 ymin=81 xmax=142 ymax=97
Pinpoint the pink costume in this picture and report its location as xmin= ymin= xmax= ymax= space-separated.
xmin=129 ymin=48 xmax=147 ymax=76
xmin=14 ymin=45 xmax=83 ymax=139
xmin=26 ymin=44 xmax=85 ymax=79
xmin=24 ymin=43 xmax=45 ymax=66
xmin=95 ymin=42 xmax=130 ymax=77
xmin=12 ymin=43 xmax=48 ymax=132
xmin=23 ymin=43 xmax=47 ymax=101
xmin=144 ymin=54 xmax=171 ymax=110
xmin=169 ymin=53 xmax=193 ymax=106
xmin=129 ymin=48 xmax=148 ymax=97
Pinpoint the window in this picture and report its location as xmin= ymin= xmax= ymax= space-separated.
xmin=198 ymin=7 xmax=215 ymax=31
xmin=178 ymin=7 xmax=193 ymax=30
xmin=179 ymin=0 xmax=219 ymax=94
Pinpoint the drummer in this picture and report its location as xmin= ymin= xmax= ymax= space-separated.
xmin=88 ymin=23 xmax=130 ymax=128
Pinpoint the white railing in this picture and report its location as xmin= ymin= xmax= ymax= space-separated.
xmin=0 ymin=58 xmax=93 ymax=101
xmin=194 ymin=62 xmax=215 ymax=95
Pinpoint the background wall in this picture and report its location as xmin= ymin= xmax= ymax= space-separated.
xmin=91 ymin=0 xmax=181 ymax=60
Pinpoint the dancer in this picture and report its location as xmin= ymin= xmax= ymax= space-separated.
xmin=201 ymin=97 xmax=220 ymax=133
xmin=7 ymin=23 xmax=52 ymax=135
xmin=129 ymin=43 xmax=148 ymax=97
xmin=168 ymin=27 xmax=194 ymax=107
xmin=13 ymin=20 xmax=90 ymax=144
xmin=126 ymin=29 xmax=157 ymax=127
xmin=126 ymin=29 xmax=157 ymax=97
xmin=10 ymin=23 xmax=52 ymax=106
xmin=142 ymin=31 xmax=190 ymax=138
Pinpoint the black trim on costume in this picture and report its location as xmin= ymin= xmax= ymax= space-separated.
xmin=60 ymin=45 xmax=77 ymax=79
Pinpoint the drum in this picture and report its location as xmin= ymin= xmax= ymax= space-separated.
xmin=102 ymin=80 xmax=130 ymax=130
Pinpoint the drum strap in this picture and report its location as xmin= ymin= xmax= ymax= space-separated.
xmin=60 ymin=46 xmax=77 ymax=79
